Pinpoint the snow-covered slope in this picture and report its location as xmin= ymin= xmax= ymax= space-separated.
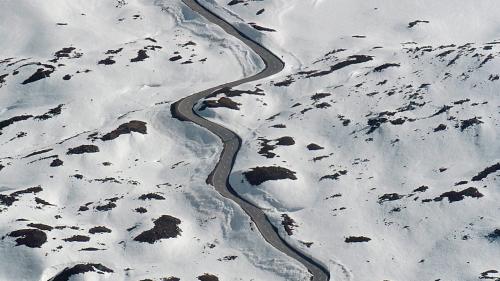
xmin=196 ymin=0 xmax=500 ymax=280
xmin=0 ymin=1 xmax=308 ymax=280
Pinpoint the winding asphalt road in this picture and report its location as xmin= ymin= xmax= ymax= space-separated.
xmin=171 ymin=1 xmax=330 ymax=280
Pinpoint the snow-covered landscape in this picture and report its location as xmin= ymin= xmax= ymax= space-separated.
xmin=1 ymin=0 xmax=499 ymax=280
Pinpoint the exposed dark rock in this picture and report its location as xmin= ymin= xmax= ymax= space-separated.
xmin=135 ymin=207 xmax=147 ymax=213
xmin=162 ymin=277 xmax=180 ymax=281
xmin=305 ymin=55 xmax=373 ymax=78
xmin=100 ymin=120 xmax=147 ymax=141
xmin=434 ymin=124 xmax=447 ymax=132
xmin=169 ymin=55 xmax=182 ymax=61
xmin=200 ymin=97 xmax=241 ymax=111
xmin=50 ymin=158 xmax=64 ymax=167
xmin=471 ymin=162 xmax=500 ymax=181
xmin=89 ymin=226 xmax=112 ymax=234
xmin=378 ymin=193 xmax=404 ymax=204
xmin=47 ymin=263 xmax=113 ymax=281
xmin=67 ymin=145 xmax=99 ymax=155
xmin=138 ymin=193 xmax=165 ymax=200
xmin=250 ymin=23 xmax=276 ymax=32
xmin=98 ymin=57 xmax=115 ymax=65
xmin=486 ymin=229 xmax=500 ymax=242
xmin=27 ymin=223 xmax=53 ymax=231
xmin=311 ymin=92 xmax=331 ymax=101
xmin=63 ymin=235 xmax=90 ymax=242
xmin=198 ymin=273 xmax=219 ymax=281
xmin=408 ymin=20 xmax=429 ymax=28
xmin=243 ymin=166 xmax=297 ymax=185
xmin=7 ymin=228 xmax=47 ymax=248
xmin=34 ymin=104 xmax=63 ymax=120
xmin=134 ymin=215 xmax=182 ymax=244
xmin=130 ymin=49 xmax=149 ymax=62
xmin=345 ymin=236 xmax=371 ymax=243
xmin=23 ymin=148 xmax=53 ymax=158
xmin=307 ymin=143 xmax=324 ymax=150
xmin=105 ymin=48 xmax=123 ymax=54
xmin=95 ymin=202 xmax=117 ymax=211
xmin=22 ymin=67 xmax=55 ymax=84
xmin=275 ymin=136 xmax=295 ymax=146
xmin=434 ymin=187 xmax=484 ymax=203
xmin=373 ymin=63 xmax=400 ymax=72
xmin=413 ymin=186 xmax=429 ymax=193
xmin=458 ymin=117 xmax=483 ymax=131
xmin=0 ymin=115 xmax=33 ymax=133
xmin=281 ymin=214 xmax=298 ymax=235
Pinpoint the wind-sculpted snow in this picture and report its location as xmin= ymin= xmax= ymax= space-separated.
xmin=0 ymin=0 xmax=302 ymax=280
xmin=197 ymin=0 xmax=500 ymax=280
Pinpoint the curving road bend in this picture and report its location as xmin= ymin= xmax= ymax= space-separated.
xmin=171 ymin=1 xmax=330 ymax=280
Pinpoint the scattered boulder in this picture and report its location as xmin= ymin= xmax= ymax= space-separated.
xmin=243 ymin=166 xmax=297 ymax=185
xmin=100 ymin=120 xmax=147 ymax=141
xmin=7 ymin=229 xmax=47 ymax=248
xmin=47 ymin=263 xmax=113 ymax=281
xmin=67 ymin=145 xmax=99 ymax=155
xmin=134 ymin=215 xmax=182 ymax=244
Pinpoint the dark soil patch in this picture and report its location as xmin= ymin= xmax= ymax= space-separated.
xmin=89 ymin=226 xmax=112 ymax=234
xmin=471 ymin=162 xmax=500 ymax=181
xmin=345 ymin=236 xmax=371 ymax=243
xmin=7 ymin=228 xmax=47 ymax=248
xmin=134 ymin=215 xmax=182 ymax=244
xmin=67 ymin=144 xmax=99 ymax=155
xmin=434 ymin=187 xmax=484 ymax=203
xmin=47 ymin=263 xmax=113 ymax=281
xmin=243 ymin=166 xmax=297 ymax=185
xmin=100 ymin=120 xmax=147 ymax=141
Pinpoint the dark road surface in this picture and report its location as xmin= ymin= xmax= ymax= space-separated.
xmin=172 ymin=1 xmax=330 ymax=280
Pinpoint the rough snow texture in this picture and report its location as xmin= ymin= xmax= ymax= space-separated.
xmin=0 ymin=0 xmax=305 ymax=280
xmin=195 ymin=0 xmax=500 ymax=280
